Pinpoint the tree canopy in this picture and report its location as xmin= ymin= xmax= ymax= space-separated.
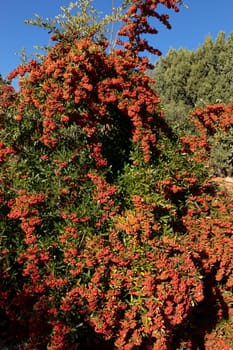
xmin=153 ymin=31 xmax=233 ymax=120
xmin=152 ymin=31 xmax=233 ymax=176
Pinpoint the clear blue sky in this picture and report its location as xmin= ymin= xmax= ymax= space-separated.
xmin=1 ymin=0 xmax=233 ymax=81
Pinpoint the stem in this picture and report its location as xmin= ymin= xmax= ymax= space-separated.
xmin=109 ymin=0 xmax=115 ymax=52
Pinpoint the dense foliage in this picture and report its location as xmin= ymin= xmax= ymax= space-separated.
xmin=0 ymin=1 xmax=233 ymax=349
xmin=180 ymin=102 xmax=233 ymax=177
xmin=152 ymin=31 xmax=233 ymax=125
xmin=152 ymin=31 xmax=233 ymax=176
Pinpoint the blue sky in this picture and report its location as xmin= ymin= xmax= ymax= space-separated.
xmin=1 ymin=0 xmax=233 ymax=81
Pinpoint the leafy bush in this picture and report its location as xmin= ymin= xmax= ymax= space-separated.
xmin=181 ymin=102 xmax=233 ymax=176
xmin=1 ymin=1 xmax=233 ymax=349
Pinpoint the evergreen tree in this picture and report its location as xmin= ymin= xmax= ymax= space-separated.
xmin=153 ymin=48 xmax=194 ymax=131
xmin=214 ymin=32 xmax=233 ymax=101
xmin=153 ymin=31 xmax=233 ymax=134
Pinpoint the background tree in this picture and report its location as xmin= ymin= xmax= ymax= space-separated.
xmin=153 ymin=31 xmax=233 ymax=132
xmin=152 ymin=47 xmax=194 ymax=133
xmin=153 ymin=31 xmax=233 ymax=176
xmin=214 ymin=32 xmax=233 ymax=100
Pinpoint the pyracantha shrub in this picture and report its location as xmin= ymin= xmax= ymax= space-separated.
xmin=180 ymin=102 xmax=233 ymax=176
xmin=0 ymin=1 xmax=233 ymax=349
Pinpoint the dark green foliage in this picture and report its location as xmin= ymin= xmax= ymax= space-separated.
xmin=152 ymin=31 xmax=233 ymax=134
